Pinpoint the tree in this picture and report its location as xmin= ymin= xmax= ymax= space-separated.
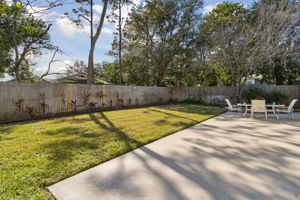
xmin=67 ymin=0 xmax=109 ymax=84
xmin=63 ymin=60 xmax=88 ymax=76
xmin=200 ymin=1 xmax=299 ymax=100
xmin=199 ymin=2 xmax=248 ymax=98
xmin=0 ymin=1 xmax=54 ymax=82
xmin=113 ymin=0 xmax=203 ymax=86
xmin=108 ymin=0 xmax=132 ymax=84
xmin=68 ymin=0 xmax=131 ymax=85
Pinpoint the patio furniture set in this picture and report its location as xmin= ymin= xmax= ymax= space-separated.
xmin=225 ymin=99 xmax=298 ymax=119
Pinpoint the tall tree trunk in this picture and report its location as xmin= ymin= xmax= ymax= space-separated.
xmin=87 ymin=0 xmax=94 ymax=85
xmin=87 ymin=0 xmax=108 ymax=85
xmin=118 ymin=0 xmax=122 ymax=84
xmin=87 ymin=46 xmax=95 ymax=84
xmin=15 ymin=68 xmax=21 ymax=82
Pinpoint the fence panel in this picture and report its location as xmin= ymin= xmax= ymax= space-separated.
xmin=0 ymin=82 xmax=299 ymax=123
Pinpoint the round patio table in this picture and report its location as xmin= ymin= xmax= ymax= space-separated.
xmin=237 ymin=103 xmax=285 ymax=119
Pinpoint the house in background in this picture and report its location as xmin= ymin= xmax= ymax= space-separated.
xmin=245 ymin=75 xmax=267 ymax=85
xmin=56 ymin=74 xmax=113 ymax=85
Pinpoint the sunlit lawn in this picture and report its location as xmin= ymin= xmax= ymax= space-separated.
xmin=0 ymin=104 xmax=223 ymax=199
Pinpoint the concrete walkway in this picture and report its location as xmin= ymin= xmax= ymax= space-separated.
xmin=48 ymin=113 xmax=300 ymax=200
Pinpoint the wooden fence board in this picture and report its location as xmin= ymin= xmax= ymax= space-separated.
xmin=0 ymin=82 xmax=299 ymax=122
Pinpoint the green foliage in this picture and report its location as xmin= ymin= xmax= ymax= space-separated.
xmin=106 ymin=0 xmax=203 ymax=86
xmin=0 ymin=104 xmax=223 ymax=199
xmin=183 ymin=98 xmax=205 ymax=104
xmin=241 ymin=87 xmax=288 ymax=103
xmin=64 ymin=60 xmax=88 ymax=76
xmin=257 ymin=56 xmax=300 ymax=85
xmin=195 ymin=0 xmax=299 ymax=101
xmin=263 ymin=90 xmax=288 ymax=104
xmin=241 ymin=87 xmax=264 ymax=102
xmin=208 ymin=2 xmax=246 ymax=26
xmin=0 ymin=1 xmax=53 ymax=81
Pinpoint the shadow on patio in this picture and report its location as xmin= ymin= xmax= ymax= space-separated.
xmin=49 ymin=112 xmax=300 ymax=200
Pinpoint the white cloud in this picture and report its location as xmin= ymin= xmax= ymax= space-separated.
xmin=34 ymin=59 xmax=73 ymax=77
xmin=102 ymin=27 xmax=114 ymax=34
xmin=56 ymin=10 xmax=115 ymax=37
xmin=56 ymin=18 xmax=83 ymax=37
xmin=93 ymin=5 xmax=104 ymax=13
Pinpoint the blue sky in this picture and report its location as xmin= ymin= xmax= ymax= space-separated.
xmin=1 ymin=0 xmax=256 ymax=80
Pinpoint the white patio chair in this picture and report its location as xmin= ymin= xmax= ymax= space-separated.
xmin=225 ymin=99 xmax=241 ymax=115
xmin=277 ymin=99 xmax=298 ymax=119
xmin=251 ymin=100 xmax=267 ymax=119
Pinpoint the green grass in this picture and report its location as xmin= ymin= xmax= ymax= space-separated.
xmin=0 ymin=104 xmax=223 ymax=199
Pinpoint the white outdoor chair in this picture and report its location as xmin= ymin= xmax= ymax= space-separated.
xmin=251 ymin=100 xmax=267 ymax=119
xmin=277 ymin=99 xmax=298 ymax=119
xmin=225 ymin=99 xmax=241 ymax=115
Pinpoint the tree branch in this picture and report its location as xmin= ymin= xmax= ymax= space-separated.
xmin=40 ymin=46 xmax=60 ymax=78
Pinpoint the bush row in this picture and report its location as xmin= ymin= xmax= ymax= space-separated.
xmin=241 ymin=87 xmax=288 ymax=104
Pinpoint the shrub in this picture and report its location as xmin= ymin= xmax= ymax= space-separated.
xmin=263 ymin=90 xmax=287 ymax=104
xmin=88 ymin=101 xmax=97 ymax=108
xmin=183 ymin=98 xmax=204 ymax=104
xmin=241 ymin=87 xmax=264 ymax=102
xmin=242 ymin=87 xmax=288 ymax=104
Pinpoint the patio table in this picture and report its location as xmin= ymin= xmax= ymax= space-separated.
xmin=237 ymin=103 xmax=285 ymax=119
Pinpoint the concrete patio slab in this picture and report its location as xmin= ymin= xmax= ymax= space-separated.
xmin=48 ymin=112 xmax=300 ymax=200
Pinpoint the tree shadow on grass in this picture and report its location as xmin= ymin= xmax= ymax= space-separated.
xmin=154 ymin=119 xmax=167 ymax=125
xmin=41 ymin=105 xmax=224 ymax=195
xmin=89 ymin=113 xmax=142 ymax=149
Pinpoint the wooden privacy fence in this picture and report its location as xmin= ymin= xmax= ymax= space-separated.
xmin=0 ymin=82 xmax=299 ymax=123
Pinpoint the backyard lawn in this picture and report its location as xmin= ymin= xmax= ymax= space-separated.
xmin=0 ymin=104 xmax=223 ymax=199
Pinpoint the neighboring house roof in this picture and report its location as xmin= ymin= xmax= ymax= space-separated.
xmin=57 ymin=73 xmax=113 ymax=85
xmin=4 ymin=74 xmax=113 ymax=85
xmin=57 ymin=73 xmax=87 ymax=82
xmin=42 ymin=79 xmax=60 ymax=84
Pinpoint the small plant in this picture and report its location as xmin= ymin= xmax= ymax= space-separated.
xmin=98 ymin=91 xmax=106 ymax=99
xmin=39 ymin=92 xmax=45 ymax=100
xmin=71 ymin=99 xmax=77 ymax=111
xmin=25 ymin=106 xmax=36 ymax=117
xmin=117 ymin=98 xmax=124 ymax=107
xmin=128 ymin=98 xmax=132 ymax=106
xmin=83 ymin=91 xmax=92 ymax=105
xmin=88 ymin=101 xmax=97 ymax=109
xmin=40 ymin=102 xmax=48 ymax=114
xmin=15 ymin=99 xmax=24 ymax=112
xmin=98 ymin=91 xmax=106 ymax=106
